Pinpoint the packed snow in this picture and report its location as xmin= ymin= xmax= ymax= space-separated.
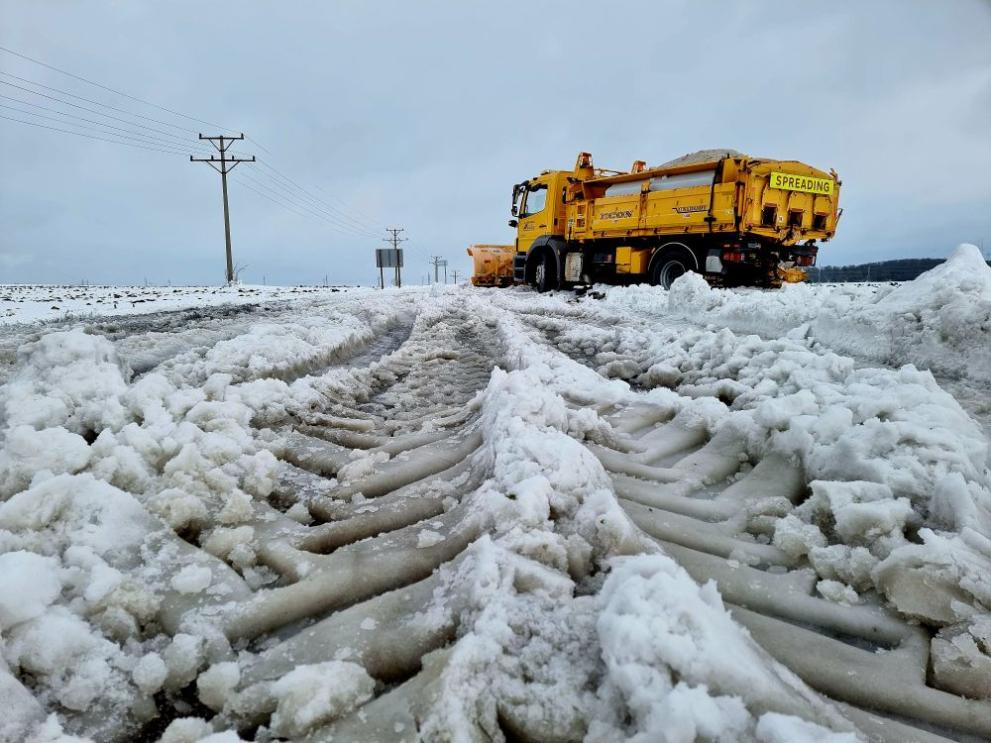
xmin=0 ymin=284 xmax=356 ymax=327
xmin=0 ymin=253 xmax=989 ymax=742
xmin=616 ymin=243 xmax=991 ymax=385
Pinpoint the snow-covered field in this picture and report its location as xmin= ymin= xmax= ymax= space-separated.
xmin=0 ymin=285 xmax=354 ymax=326
xmin=1 ymin=247 xmax=989 ymax=742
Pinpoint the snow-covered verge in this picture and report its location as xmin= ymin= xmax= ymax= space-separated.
xmin=0 ymin=284 xmax=361 ymax=326
xmin=0 ymin=280 xmax=989 ymax=742
xmin=601 ymin=243 xmax=991 ymax=385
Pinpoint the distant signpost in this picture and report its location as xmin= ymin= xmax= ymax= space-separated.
xmin=376 ymin=248 xmax=404 ymax=288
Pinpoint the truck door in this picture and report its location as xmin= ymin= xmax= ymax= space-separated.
xmin=516 ymin=181 xmax=549 ymax=256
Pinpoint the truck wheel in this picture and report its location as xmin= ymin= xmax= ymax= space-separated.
xmin=651 ymin=248 xmax=694 ymax=289
xmin=534 ymin=251 xmax=556 ymax=292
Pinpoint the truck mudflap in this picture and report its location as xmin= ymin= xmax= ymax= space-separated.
xmin=563 ymin=252 xmax=584 ymax=283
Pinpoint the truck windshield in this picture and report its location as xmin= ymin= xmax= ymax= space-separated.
xmin=521 ymin=185 xmax=547 ymax=217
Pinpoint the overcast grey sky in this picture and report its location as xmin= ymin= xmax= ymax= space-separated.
xmin=1 ymin=1 xmax=989 ymax=286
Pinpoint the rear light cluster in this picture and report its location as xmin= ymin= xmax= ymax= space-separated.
xmin=720 ymin=243 xmax=752 ymax=263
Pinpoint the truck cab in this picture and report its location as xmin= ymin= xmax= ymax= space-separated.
xmin=510 ymin=171 xmax=570 ymax=289
xmin=511 ymin=172 xmax=567 ymax=254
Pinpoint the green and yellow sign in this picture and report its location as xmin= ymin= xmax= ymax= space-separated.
xmin=769 ymin=171 xmax=834 ymax=196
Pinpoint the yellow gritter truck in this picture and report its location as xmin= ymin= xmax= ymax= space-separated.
xmin=477 ymin=150 xmax=841 ymax=290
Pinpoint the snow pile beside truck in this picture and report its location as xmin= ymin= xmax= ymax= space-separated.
xmin=610 ymin=243 xmax=991 ymax=384
xmin=816 ymin=243 xmax=991 ymax=381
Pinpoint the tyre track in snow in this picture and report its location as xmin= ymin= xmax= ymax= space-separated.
xmin=497 ymin=292 xmax=991 ymax=742
xmin=205 ymin=295 xmax=985 ymax=741
xmin=0 ymin=300 xmax=285 ymax=386
xmin=158 ymin=294 xmax=986 ymax=741
xmin=138 ymin=303 xmax=508 ymax=740
xmin=0 ymin=291 xmax=397 ymax=388
xmin=6 ymin=290 xmax=989 ymax=742
xmin=588 ymin=410 xmax=990 ymax=742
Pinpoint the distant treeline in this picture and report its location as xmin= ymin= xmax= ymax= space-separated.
xmin=806 ymin=257 xmax=990 ymax=283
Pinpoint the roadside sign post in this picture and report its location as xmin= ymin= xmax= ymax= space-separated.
xmin=375 ymin=248 xmax=404 ymax=288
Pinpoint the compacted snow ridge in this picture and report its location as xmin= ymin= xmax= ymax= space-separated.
xmin=0 ymin=261 xmax=989 ymax=742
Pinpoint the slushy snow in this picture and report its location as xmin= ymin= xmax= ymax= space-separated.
xmin=0 ymin=260 xmax=989 ymax=740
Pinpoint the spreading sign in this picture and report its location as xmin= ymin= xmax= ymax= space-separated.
xmin=769 ymin=171 xmax=834 ymax=196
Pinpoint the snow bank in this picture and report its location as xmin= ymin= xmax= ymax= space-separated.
xmin=0 ymin=283 xmax=363 ymax=327
xmin=606 ymin=243 xmax=991 ymax=384
xmin=817 ymin=244 xmax=991 ymax=382
xmin=0 ymin=331 xmax=129 ymax=434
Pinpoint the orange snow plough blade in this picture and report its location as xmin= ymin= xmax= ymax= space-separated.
xmin=468 ymin=244 xmax=515 ymax=287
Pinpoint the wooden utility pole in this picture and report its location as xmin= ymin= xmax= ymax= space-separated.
xmin=382 ymin=227 xmax=407 ymax=287
xmin=191 ymin=134 xmax=255 ymax=284
xmin=430 ymin=255 xmax=447 ymax=284
xmin=452 ymin=269 xmax=460 ymax=284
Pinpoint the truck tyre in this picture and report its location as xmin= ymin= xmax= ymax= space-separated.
xmin=651 ymin=247 xmax=696 ymax=289
xmin=534 ymin=250 xmax=556 ymax=292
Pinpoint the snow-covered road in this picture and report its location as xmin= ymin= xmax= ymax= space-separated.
xmin=1 ymin=250 xmax=990 ymax=742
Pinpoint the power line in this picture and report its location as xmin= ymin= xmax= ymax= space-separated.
xmin=0 ymin=100 xmax=213 ymax=155
xmin=251 ymin=171 xmax=379 ymax=237
xmin=0 ymin=91 xmax=211 ymax=149
xmin=241 ymin=131 xmax=386 ymax=231
xmin=236 ymin=177 xmax=334 ymax=224
xmin=234 ymin=168 xmax=377 ymax=238
xmin=256 ymin=159 xmax=380 ymax=236
xmin=0 ymin=45 xmax=388 ymax=248
xmin=252 ymin=163 xmax=376 ymax=234
xmin=1 ymin=48 xmax=387 ymax=237
xmin=0 ymin=112 xmax=194 ymax=155
xmin=311 ymin=181 xmax=387 ymax=232
xmin=0 ymin=44 xmax=228 ymax=130
xmin=234 ymin=169 xmax=376 ymax=237
xmin=235 ymin=168 xmax=372 ymax=235
xmin=0 ymin=72 xmax=198 ymax=134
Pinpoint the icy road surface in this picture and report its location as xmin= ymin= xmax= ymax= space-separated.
xmin=1 ymin=247 xmax=990 ymax=743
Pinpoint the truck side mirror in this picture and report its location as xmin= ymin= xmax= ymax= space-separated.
xmin=511 ymin=205 xmax=518 ymax=217
xmin=508 ymin=219 xmax=518 ymax=227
